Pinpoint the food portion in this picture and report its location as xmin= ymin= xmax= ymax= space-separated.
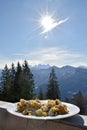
xmin=16 ymin=99 xmax=69 ymax=117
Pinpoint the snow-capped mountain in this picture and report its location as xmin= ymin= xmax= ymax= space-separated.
xmin=30 ymin=64 xmax=50 ymax=70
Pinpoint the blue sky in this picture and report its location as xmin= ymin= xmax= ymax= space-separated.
xmin=0 ymin=0 xmax=87 ymax=68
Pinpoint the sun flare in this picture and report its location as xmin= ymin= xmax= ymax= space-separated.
xmin=40 ymin=15 xmax=54 ymax=31
xmin=38 ymin=11 xmax=69 ymax=35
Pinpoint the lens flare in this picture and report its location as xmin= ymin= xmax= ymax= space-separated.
xmin=40 ymin=15 xmax=54 ymax=32
xmin=38 ymin=12 xmax=69 ymax=35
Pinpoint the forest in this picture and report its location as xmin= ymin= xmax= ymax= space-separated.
xmin=0 ymin=60 xmax=87 ymax=114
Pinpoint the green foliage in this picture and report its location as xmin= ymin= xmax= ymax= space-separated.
xmin=46 ymin=67 xmax=60 ymax=99
xmin=0 ymin=65 xmax=11 ymax=101
xmin=72 ymin=91 xmax=87 ymax=114
xmin=21 ymin=60 xmax=35 ymax=99
xmin=0 ymin=60 xmax=35 ymax=102
xmin=38 ymin=88 xmax=44 ymax=100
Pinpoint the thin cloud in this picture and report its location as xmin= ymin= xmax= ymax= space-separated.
xmin=57 ymin=17 xmax=69 ymax=26
xmin=12 ymin=47 xmax=87 ymax=67
xmin=0 ymin=47 xmax=87 ymax=69
xmin=40 ymin=17 xmax=69 ymax=34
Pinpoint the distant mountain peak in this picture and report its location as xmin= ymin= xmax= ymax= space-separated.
xmin=31 ymin=64 xmax=50 ymax=70
xmin=61 ymin=65 xmax=75 ymax=69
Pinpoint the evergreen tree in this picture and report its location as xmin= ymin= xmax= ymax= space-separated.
xmin=0 ymin=65 xmax=11 ymax=101
xmin=46 ymin=67 xmax=60 ymax=99
xmin=38 ymin=87 xmax=43 ymax=100
xmin=9 ymin=63 xmax=16 ymax=102
xmin=13 ymin=62 xmax=22 ymax=102
xmin=21 ymin=60 xmax=35 ymax=99
xmin=72 ymin=91 xmax=86 ymax=114
xmin=11 ymin=63 xmax=16 ymax=78
xmin=0 ymin=60 xmax=35 ymax=102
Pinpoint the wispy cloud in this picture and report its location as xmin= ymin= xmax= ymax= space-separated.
xmin=0 ymin=47 xmax=87 ymax=69
xmin=40 ymin=17 xmax=69 ymax=34
xmin=12 ymin=47 xmax=87 ymax=67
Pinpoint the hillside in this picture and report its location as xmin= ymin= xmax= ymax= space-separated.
xmin=31 ymin=65 xmax=87 ymax=100
xmin=0 ymin=65 xmax=87 ymax=100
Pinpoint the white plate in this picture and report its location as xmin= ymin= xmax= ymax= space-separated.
xmin=7 ymin=101 xmax=80 ymax=120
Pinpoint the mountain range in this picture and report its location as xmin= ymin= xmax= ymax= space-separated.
xmin=31 ymin=65 xmax=87 ymax=100
xmin=0 ymin=64 xmax=87 ymax=100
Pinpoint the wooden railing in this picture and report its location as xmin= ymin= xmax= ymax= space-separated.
xmin=0 ymin=101 xmax=87 ymax=130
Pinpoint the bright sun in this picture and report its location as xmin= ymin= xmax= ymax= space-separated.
xmin=40 ymin=14 xmax=58 ymax=34
xmin=38 ymin=12 xmax=69 ymax=35
xmin=41 ymin=15 xmax=54 ymax=31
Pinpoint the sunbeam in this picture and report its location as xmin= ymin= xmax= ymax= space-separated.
xmin=39 ymin=14 xmax=69 ymax=34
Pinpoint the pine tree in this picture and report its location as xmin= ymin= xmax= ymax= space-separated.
xmin=0 ymin=65 xmax=11 ymax=101
xmin=13 ymin=62 xmax=22 ymax=102
xmin=46 ymin=67 xmax=60 ymax=99
xmin=72 ymin=91 xmax=86 ymax=114
xmin=38 ymin=87 xmax=43 ymax=100
xmin=0 ymin=60 xmax=35 ymax=102
xmin=9 ymin=63 xmax=16 ymax=102
xmin=21 ymin=60 xmax=35 ymax=99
